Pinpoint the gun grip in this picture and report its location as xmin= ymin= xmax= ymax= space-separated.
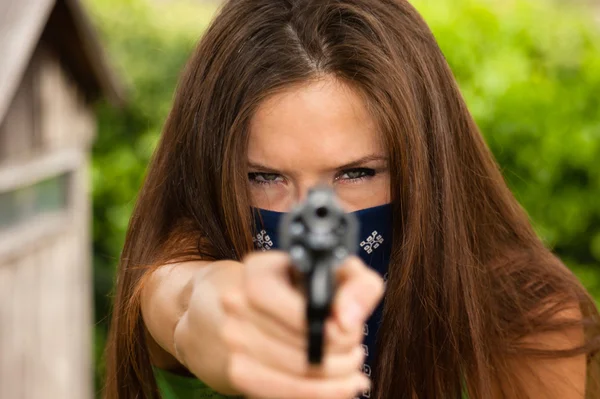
xmin=306 ymin=259 xmax=334 ymax=365
xmin=308 ymin=319 xmax=325 ymax=364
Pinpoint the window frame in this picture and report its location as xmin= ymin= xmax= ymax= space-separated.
xmin=0 ymin=149 xmax=82 ymax=259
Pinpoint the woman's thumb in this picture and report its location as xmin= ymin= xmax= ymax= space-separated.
xmin=333 ymin=256 xmax=385 ymax=332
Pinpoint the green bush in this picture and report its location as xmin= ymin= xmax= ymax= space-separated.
xmin=87 ymin=0 xmax=600 ymax=393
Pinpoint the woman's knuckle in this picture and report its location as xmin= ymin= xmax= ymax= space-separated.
xmin=242 ymin=252 xmax=261 ymax=266
xmin=227 ymin=354 xmax=247 ymax=389
xmin=351 ymin=345 xmax=365 ymax=367
xmin=245 ymin=277 xmax=266 ymax=307
xmin=330 ymin=382 xmax=356 ymax=399
xmin=222 ymin=320 xmax=246 ymax=351
xmin=365 ymin=269 xmax=383 ymax=287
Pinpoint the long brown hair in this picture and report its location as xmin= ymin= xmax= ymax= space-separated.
xmin=103 ymin=0 xmax=600 ymax=397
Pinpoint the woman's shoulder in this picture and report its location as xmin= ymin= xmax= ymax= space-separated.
xmin=487 ymin=247 xmax=580 ymax=297
xmin=485 ymin=247 xmax=590 ymax=345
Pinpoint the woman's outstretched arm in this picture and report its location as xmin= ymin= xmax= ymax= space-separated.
xmin=140 ymin=252 xmax=380 ymax=399
xmin=141 ymin=260 xmax=244 ymax=395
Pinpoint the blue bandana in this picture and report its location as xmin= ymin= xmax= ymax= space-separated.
xmin=252 ymin=204 xmax=393 ymax=398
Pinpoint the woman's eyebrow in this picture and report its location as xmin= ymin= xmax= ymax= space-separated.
xmin=334 ymin=154 xmax=388 ymax=170
xmin=247 ymin=154 xmax=388 ymax=173
xmin=247 ymin=161 xmax=281 ymax=172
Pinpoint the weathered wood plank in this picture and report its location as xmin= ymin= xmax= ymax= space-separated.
xmin=60 ymin=231 xmax=77 ymax=398
xmin=73 ymin=157 xmax=94 ymax=399
xmin=0 ymin=0 xmax=54 ymax=124
xmin=31 ymin=247 xmax=45 ymax=399
xmin=0 ymin=211 xmax=72 ymax=262
xmin=38 ymin=46 xmax=63 ymax=151
xmin=0 ymin=262 xmax=15 ymax=398
xmin=0 ymin=148 xmax=82 ymax=194
xmin=38 ymin=44 xmax=96 ymax=152
xmin=0 ymin=59 xmax=37 ymax=163
xmin=11 ymin=255 xmax=26 ymax=397
xmin=20 ymin=249 xmax=38 ymax=398
xmin=38 ymin=237 xmax=56 ymax=397
xmin=43 ymin=233 xmax=70 ymax=397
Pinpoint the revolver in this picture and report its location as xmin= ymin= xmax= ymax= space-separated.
xmin=279 ymin=186 xmax=359 ymax=365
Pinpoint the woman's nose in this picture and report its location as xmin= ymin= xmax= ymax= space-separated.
xmin=291 ymin=179 xmax=333 ymax=206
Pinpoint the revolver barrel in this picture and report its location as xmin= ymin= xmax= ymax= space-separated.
xmin=279 ymin=186 xmax=358 ymax=364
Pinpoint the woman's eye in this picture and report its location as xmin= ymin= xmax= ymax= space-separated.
xmin=248 ymin=172 xmax=284 ymax=185
xmin=338 ymin=168 xmax=376 ymax=182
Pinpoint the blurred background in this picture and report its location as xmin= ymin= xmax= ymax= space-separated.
xmin=0 ymin=0 xmax=599 ymax=397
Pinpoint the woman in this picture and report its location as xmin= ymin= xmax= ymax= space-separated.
xmin=103 ymin=0 xmax=600 ymax=398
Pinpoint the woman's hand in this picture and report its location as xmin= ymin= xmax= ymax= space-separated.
xmin=220 ymin=251 xmax=384 ymax=399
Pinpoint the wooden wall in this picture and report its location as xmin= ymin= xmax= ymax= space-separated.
xmin=0 ymin=38 xmax=95 ymax=399
xmin=0 ymin=169 xmax=91 ymax=398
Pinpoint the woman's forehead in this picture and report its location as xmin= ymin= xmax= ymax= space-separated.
xmin=247 ymin=78 xmax=384 ymax=167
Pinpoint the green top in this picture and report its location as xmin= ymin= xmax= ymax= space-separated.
xmin=154 ymin=366 xmax=468 ymax=398
xmin=153 ymin=367 xmax=243 ymax=399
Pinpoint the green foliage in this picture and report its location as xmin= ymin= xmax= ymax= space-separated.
xmin=88 ymin=0 xmax=600 ymax=392
xmin=411 ymin=0 xmax=600 ymax=301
